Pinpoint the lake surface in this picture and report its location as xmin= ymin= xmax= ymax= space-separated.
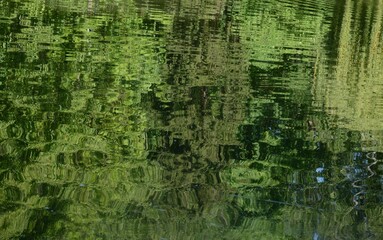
xmin=1 ymin=0 xmax=383 ymax=239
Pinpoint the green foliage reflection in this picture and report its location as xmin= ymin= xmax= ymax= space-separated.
xmin=0 ymin=0 xmax=383 ymax=239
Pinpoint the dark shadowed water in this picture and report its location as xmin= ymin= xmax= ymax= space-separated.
xmin=1 ymin=0 xmax=383 ymax=239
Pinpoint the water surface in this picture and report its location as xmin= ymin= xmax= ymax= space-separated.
xmin=1 ymin=0 xmax=383 ymax=239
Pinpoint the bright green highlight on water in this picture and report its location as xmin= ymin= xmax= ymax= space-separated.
xmin=0 ymin=0 xmax=383 ymax=239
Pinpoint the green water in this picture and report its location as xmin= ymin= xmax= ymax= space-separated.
xmin=1 ymin=0 xmax=383 ymax=239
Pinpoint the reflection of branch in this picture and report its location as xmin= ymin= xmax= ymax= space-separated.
xmin=87 ymin=0 xmax=94 ymax=15
xmin=351 ymin=182 xmax=365 ymax=209
xmin=307 ymin=120 xmax=316 ymax=131
xmin=343 ymin=152 xmax=378 ymax=222
xmin=366 ymin=152 xmax=378 ymax=178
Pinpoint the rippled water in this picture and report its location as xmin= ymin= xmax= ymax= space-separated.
xmin=1 ymin=0 xmax=383 ymax=239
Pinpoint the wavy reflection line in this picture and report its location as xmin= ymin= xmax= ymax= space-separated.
xmin=263 ymin=199 xmax=324 ymax=212
xmin=343 ymin=152 xmax=378 ymax=222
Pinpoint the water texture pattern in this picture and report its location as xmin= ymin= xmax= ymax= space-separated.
xmin=0 ymin=0 xmax=383 ymax=239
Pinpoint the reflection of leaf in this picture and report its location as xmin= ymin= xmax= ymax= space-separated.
xmin=223 ymin=164 xmax=279 ymax=188
xmin=0 ymin=139 xmax=27 ymax=158
xmin=259 ymin=131 xmax=281 ymax=146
